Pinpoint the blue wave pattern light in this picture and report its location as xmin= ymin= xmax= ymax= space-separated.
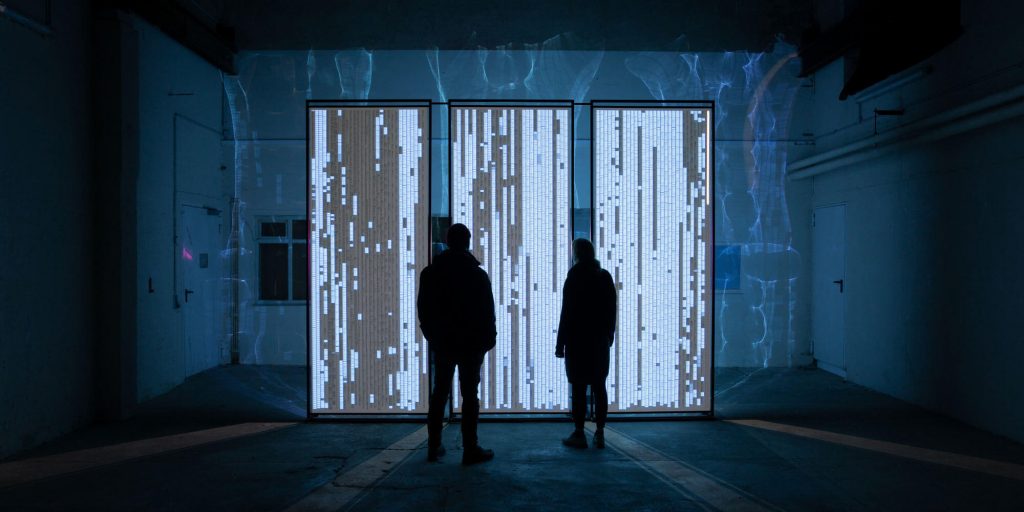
xmin=223 ymin=40 xmax=803 ymax=375
xmin=625 ymin=44 xmax=803 ymax=368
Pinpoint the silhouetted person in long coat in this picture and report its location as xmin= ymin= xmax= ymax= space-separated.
xmin=417 ymin=223 xmax=496 ymax=465
xmin=556 ymin=238 xmax=617 ymax=448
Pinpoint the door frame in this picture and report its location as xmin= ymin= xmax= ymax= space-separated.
xmin=812 ymin=202 xmax=847 ymax=378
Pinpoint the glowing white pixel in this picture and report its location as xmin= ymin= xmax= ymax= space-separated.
xmin=309 ymin=106 xmax=430 ymax=414
xmin=593 ymin=106 xmax=713 ymax=413
xmin=451 ymin=106 xmax=572 ymax=413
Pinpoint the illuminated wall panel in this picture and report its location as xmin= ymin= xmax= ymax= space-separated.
xmin=450 ymin=104 xmax=572 ymax=413
xmin=308 ymin=105 xmax=430 ymax=414
xmin=593 ymin=106 xmax=713 ymax=412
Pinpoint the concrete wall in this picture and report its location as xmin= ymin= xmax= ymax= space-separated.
xmin=0 ymin=1 xmax=96 ymax=458
xmin=225 ymin=46 xmax=812 ymax=368
xmin=795 ymin=0 xmax=1024 ymax=442
xmin=135 ymin=20 xmax=229 ymax=401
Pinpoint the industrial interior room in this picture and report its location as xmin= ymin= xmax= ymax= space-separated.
xmin=2 ymin=0 xmax=1024 ymax=510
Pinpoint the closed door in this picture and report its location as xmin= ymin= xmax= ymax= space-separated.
xmin=812 ymin=204 xmax=846 ymax=377
xmin=174 ymin=114 xmax=226 ymax=378
xmin=180 ymin=205 xmax=226 ymax=377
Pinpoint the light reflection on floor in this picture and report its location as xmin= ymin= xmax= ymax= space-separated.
xmin=0 ymin=422 xmax=295 ymax=488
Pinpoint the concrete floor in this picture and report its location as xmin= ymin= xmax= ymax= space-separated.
xmin=2 ymin=366 xmax=1023 ymax=511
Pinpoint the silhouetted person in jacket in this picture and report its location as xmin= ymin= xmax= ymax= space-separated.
xmin=556 ymin=238 xmax=617 ymax=449
xmin=417 ymin=223 xmax=497 ymax=465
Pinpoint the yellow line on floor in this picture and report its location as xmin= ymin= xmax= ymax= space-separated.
xmin=591 ymin=425 xmax=777 ymax=512
xmin=0 ymin=422 xmax=295 ymax=488
xmin=728 ymin=419 xmax=1024 ymax=481
xmin=285 ymin=426 xmax=428 ymax=512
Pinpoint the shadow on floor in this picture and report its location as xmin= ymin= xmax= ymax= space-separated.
xmin=5 ymin=365 xmax=306 ymax=460
xmin=3 ymin=366 xmax=1023 ymax=511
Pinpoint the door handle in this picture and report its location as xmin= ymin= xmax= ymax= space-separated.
xmin=832 ymin=279 xmax=844 ymax=293
xmin=184 ymin=288 xmax=194 ymax=303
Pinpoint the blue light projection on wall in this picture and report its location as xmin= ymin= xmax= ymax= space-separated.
xmin=224 ymin=50 xmax=377 ymax=369
xmin=715 ymin=245 xmax=742 ymax=291
xmin=223 ymin=39 xmax=804 ymax=370
xmin=426 ymin=35 xmax=603 ymax=216
xmin=625 ymin=43 xmax=804 ymax=367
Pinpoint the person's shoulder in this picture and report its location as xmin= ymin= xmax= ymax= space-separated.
xmin=568 ymin=263 xmax=589 ymax=275
xmin=564 ymin=265 xmax=582 ymax=283
xmin=431 ymin=250 xmax=454 ymax=264
xmin=420 ymin=263 xmax=435 ymax=277
xmin=472 ymin=265 xmax=490 ymax=280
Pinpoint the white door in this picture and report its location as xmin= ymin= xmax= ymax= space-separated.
xmin=180 ymin=205 xmax=226 ymax=376
xmin=174 ymin=115 xmax=226 ymax=378
xmin=812 ymin=204 xmax=846 ymax=377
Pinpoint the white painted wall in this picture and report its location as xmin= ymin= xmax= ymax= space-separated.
xmin=135 ymin=19 xmax=229 ymax=401
xmin=796 ymin=0 xmax=1024 ymax=442
xmin=239 ymin=142 xmax=308 ymax=365
xmin=0 ymin=1 xmax=95 ymax=458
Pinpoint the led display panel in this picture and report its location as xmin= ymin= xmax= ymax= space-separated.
xmin=593 ymin=104 xmax=713 ymax=412
xmin=308 ymin=104 xmax=430 ymax=414
xmin=450 ymin=104 xmax=573 ymax=413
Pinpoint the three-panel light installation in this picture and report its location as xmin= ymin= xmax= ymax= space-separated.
xmin=308 ymin=101 xmax=712 ymax=416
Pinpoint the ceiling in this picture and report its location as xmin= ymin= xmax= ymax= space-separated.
xmin=117 ymin=1 xmax=961 ymax=101
xmin=180 ymin=0 xmax=815 ymax=52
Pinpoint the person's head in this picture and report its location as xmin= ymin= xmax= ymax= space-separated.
xmin=572 ymin=238 xmax=595 ymax=264
xmin=446 ymin=223 xmax=471 ymax=251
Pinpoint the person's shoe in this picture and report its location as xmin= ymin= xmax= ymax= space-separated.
xmin=593 ymin=430 xmax=605 ymax=449
xmin=427 ymin=444 xmax=446 ymax=462
xmin=562 ymin=430 xmax=588 ymax=449
xmin=462 ymin=445 xmax=494 ymax=466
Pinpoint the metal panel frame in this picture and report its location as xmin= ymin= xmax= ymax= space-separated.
xmin=303 ymin=99 xmax=715 ymax=421
xmin=589 ymin=100 xmax=716 ymax=419
xmin=447 ymin=100 xmax=575 ymax=417
xmin=306 ymin=99 xmax=433 ymax=420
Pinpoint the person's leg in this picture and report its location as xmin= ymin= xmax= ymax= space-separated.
xmin=591 ymin=380 xmax=608 ymax=448
xmin=456 ymin=351 xmax=483 ymax=449
xmin=571 ymin=382 xmax=588 ymax=432
xmin=592 ymin=381 xmax=608 ymax=429
xmin=458 ymin=351 xmax=493 ymax=465
xmin=562 ymin=381 xmax=589 ymax=448
xmin=427 ymin=352 xmax=455 ymax=457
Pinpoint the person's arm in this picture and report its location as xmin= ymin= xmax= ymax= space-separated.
xmin=604 ymin=270 xmax=617 ymax=347
xmin=480 ymin=271 xmax=497 ymax=352
xmin=555 ymin=277 xmax=570 ymax=358
xmin=416 ymin=267 xmax=435 ymax=342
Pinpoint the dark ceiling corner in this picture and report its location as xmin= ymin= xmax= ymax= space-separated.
xmin=798 ymin=0 xmax=962 ymax=100
xmin=214 ymin=0 xmax=814 ymax=53
xmin=90 ymin=1 xmax=817 ymax=68
xmin=99 ymin=0 xmax=237 ymax=74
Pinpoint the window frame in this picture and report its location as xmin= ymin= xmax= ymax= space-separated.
xmin=714 ymin=243 xmax=743 ymax=293
xmin=256 ymin=215 xmax=308 ymax=305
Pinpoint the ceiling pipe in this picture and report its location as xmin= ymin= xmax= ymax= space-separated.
xmin=0 ymin=1 xmax=53 ymax=35
xmin=787 ymin=83 xmax=1024 ymax=180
